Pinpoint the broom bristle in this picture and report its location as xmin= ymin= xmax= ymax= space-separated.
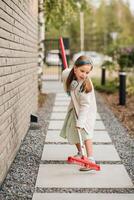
xmin=67 ymin=156 xmax=100 ymax=171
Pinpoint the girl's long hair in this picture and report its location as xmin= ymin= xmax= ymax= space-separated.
xmin=66 ymin=55 xmax=93 ymax=93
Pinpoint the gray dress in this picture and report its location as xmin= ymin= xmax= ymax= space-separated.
xmin=60 ymin=108 xmax=92 ymax=145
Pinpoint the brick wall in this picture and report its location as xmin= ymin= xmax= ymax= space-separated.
xmin=0 ymin=0 xmax=38 ymax=184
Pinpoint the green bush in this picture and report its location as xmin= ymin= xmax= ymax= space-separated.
xmin=101 ymin=60 xmax=115 ymax=70
xmin=117 ymin=47 xmax=134 ymax=71
xmin=92 ymin=78 xmax=118 ymax=94
xmin=127 ymin=76 xmax=134 ymax=96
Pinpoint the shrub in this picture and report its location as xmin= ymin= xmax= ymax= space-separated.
xmin=102 ymin=60 xmax=115 ymax=70
xmin=92 ymin=78 xmax=118 ymax=94
xmin=117 ymin=47 xmax=134 ymax=71
xmin=127 ymin=76 xmax=134 ymax=96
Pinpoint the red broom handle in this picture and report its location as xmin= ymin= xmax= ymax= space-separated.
xmin=59 ymin=37 xmax=68 ymax=69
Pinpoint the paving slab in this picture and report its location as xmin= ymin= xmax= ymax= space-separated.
xmin=55 ymin=94 xmax=70 ymax=99
xmin=52 ymin=106 xmax=68 ymax=112
xmin=96 ymin=113 xmax=101 ymax=120
xmin=41 ymin=144 xmax=120 ymax=161
xmin=93 ymin=131 xmax=111 ymax=143
xmin=95 ymin=120 xmax=106 ymax=129
xmin=50 ymin=112 xmax=67 ymax=120
xmin=48 ymin=120 xmax=106 ymax=130
xmin=35 ymin=164 xmax=133 ymax=188
xmin=45 ymin=130 xmax=67 ymax=143
xmin=54 ymin=101 xmax=70 ymax=106
xmin=55 ymin=97 xmax=70 ymax=101
xmin=52 ymin=106 xmax=101 ymax=119
xmin=32 ymin=193 xmax=134 ymax=200
xmin=56 ymin=93 xmax=68 ymax=97
xmin=45 ymin=130 xmax=112 ymax=143
xmin=46 ymin=130 xmax=108 ymax=135
xmin=42 ymin=81 xmax=64 ymax=93
xmin=50 ymin=112 xmax=101 ymax=120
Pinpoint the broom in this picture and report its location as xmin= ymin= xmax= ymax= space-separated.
xmin=59 ymin=37 xmax=100 ymax=171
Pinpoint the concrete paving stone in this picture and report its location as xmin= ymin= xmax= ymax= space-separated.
xmin=93 ymin=131 xmax=111 ymax=143
xmin=56 ymin=93 xmax=67 ymax=97
xmin=55 ymin=93 xmax=71 ymax=100
xmin=55 ymin=99 xmax=70 ymax=103
xmin=50 ymin=112 xmax=101 ymax=120
xmin=35 ymin=164 xmax=133 ymax=188
xmin=48 ymin=120 xmax=106 ymax=130
xmin=42 ymin=80 xmax=64 ymax=93
xmin=95 ymin=121 xmax=105 ymax=130
xmin=55 ymin=98 xmax=70 ymax=102
xmin=32 ymin=193 xmax=134 ymax=200
xmin=52 ymin=106 xmax=68 ymax=112
xmin=45 ymin=130 xmax=67 ymax=143
xmin=50 ymin=112 xmax=67 ymax=120
xmin=52 ymin=105 xmax=101 ymax=119
xmin=47 ymin=120 xmax=64 ymax=129
xmin=96 ymin=112 xmax=101 ymax=119
xmin=54 ymin=95 xmax=102 ymax=119
xmin=54 ymin=101 xmax=70 ymax=106
xmin=45 ymin=130 xmax=112 ymax=143
xmin=42 ymin=75 xmax=60 ymax=80
xmin=41 ymin=144 xmax=120 ymax=161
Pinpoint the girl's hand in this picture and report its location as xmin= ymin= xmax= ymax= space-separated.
xmin=76 ymin=126 xmax=82 ymax=130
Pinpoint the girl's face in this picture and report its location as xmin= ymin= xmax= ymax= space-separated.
xmin=74 ymin=64 xmax=92 ymax=81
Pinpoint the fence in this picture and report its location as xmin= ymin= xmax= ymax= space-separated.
xmin=43 ymin=38 xmax=70 ymax=80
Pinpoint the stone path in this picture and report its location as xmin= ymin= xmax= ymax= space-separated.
xmin=32 ymin=81 xmax=134 ymax=200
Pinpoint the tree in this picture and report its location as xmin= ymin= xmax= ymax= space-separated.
xmin=44 ymin=0 xmax=134 ymax=54
xmin=44 ymin=0 xmax=79 ymax=31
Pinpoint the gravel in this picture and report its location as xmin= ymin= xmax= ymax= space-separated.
xmin=96 ymin=92 xmax=134 ymax=183
xmin=0 ymin=93 xmax=56 ymax=200
xmin=0 ymin=91 xmax=133 ymax=199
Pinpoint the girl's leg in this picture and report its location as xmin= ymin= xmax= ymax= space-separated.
xmin=75 ymin=139 xmax=93 ymax=157
xmin=84 ymin=139 xmax=93 ymax=157
xmin=79 ymin=139 xmax=95 ymax=171
xmin=75 ymin=143 xmax=81 ymax=152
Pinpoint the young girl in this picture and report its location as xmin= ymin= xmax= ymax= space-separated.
xmin=60 ymin=55 xmax=97 ymax=171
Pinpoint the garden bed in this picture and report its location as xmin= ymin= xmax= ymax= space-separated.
xmin=100 ymin=92 xmax=134 ymax=137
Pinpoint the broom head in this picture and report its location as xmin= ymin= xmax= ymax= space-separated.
xmin=67 ymin=155 xmax=100 ymax=171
